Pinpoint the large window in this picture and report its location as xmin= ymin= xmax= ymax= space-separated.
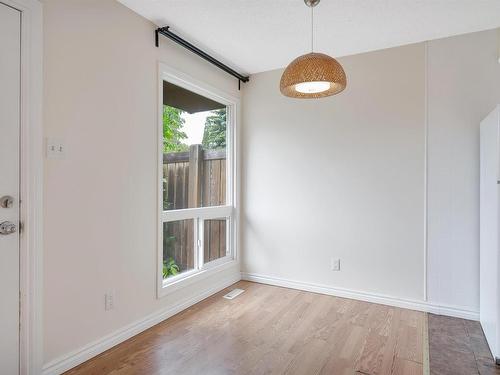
xmin=158 ymin=65 xmax=237 ymax=295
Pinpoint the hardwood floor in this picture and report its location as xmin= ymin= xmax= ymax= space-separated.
xmin=66 ymin=281 xmax=425 ymax=375
xmin=428 ymin=314 xmax=500 ymax=375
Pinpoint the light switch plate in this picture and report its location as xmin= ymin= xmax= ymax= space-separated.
xmin=46 ymin=138 xmax=66 ymax=159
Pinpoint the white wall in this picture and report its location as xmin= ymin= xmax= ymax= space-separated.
xmin=426 ymin=30 xmax=500 ymax=312
xmin=241 ymin=29 xmax=500 ymax=316
xmin=42 ymin=0 xmax=240 ymax=371
xmin=241 ymin=44 xmax=426 ymax=301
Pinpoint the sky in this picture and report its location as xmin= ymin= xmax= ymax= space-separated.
xmin=182 ymin=110 xmax=211 ymax=145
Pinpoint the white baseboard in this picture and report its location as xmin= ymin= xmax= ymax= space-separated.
xmin=42 ymin=273 xmax=241 ymax=375
xmin=241 ymin=272 xmax=479 ymax=321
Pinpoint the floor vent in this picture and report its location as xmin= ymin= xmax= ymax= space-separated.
xmin=223 ymin=289 xmax=245 ymax=300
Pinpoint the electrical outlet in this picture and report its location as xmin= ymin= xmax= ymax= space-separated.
xmin=105 ymin=292 xmax=114 ymax=311
xmin=46 ymin=138 xmax=66 ymax=159
xmin=331 ymin=258 xmax=341 ymax=271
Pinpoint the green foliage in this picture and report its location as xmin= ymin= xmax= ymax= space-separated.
xmin=202 ymin=109 xmax=226 ymax=150
xmin=163 ymin=234 xmax=179 ymax=279
xmin=163 ymin=105 xmax=188 ymax=152
xmin=163 ymin=257 xmax=180 ymax=279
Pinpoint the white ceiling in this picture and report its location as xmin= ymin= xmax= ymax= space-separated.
xmin=118 ymin=0 xmax=500 ymax=75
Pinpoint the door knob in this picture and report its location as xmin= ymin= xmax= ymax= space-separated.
xmin=0 ymin=221 xmax=17 ymax=235
xmin=0 ymin=196 xmax=14 ymax=208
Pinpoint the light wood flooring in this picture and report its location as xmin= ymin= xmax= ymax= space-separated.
xmin=66 ymin=281 xmax=426 ymax=374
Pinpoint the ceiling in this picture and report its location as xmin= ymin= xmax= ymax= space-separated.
xmin=118 ymin=0 xmax=500 ymax=75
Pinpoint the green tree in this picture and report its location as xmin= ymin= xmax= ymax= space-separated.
xmin=202 ymin=109 xmax=226 ymax=150
xmin=163 ymin=105 xmax=188 ymax=152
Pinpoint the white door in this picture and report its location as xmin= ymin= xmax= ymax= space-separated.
xmin=480 ymin=106 xmax=500 ymax=361
xmin=0 ymin=3 xmax=21 ymax=374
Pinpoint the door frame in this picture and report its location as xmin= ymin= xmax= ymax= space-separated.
xmin=2 ymin=0 xmax=43 ymax=374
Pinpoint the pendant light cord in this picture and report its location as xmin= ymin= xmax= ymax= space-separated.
xmin=311 ymin=5 xmax=314 ymax=52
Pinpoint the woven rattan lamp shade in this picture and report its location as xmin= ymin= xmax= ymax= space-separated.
xmin=280 ymin=52 xmax=347 ymax=99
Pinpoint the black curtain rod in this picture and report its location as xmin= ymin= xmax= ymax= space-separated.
xmin=155 ymin=27 xmax=249 ymax=87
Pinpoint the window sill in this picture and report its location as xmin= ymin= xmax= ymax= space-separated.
xmin=158 ymin=257 xmax=238 ymax=298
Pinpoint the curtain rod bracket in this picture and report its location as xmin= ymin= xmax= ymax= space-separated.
xmin=155 ymin=26 xmax=249 ymax=86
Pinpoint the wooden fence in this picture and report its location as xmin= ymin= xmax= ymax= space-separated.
xmin=163 ymin=145 xmax=227 ymax=275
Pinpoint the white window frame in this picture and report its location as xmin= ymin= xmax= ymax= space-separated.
xmin=157 ymin=63 xmax=239 ymax=298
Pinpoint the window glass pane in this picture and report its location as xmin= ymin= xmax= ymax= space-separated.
xmin=162 ymin=81 xmax=227 ymax=211
xmin=204 ymin=218 xmax=228 ymax=263
xmin=163 ymin=220 xmax=195 ymax=279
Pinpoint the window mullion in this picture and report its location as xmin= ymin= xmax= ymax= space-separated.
xmin=197 ymin=217 xmax=204 ymax=269
xmin=193 ymin=218 xmax=198 ymax=271
xmin=163 ymin=205 xmax=232 ymax=222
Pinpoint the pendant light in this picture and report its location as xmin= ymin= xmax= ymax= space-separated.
xmin=280 ymin=0 xmax=347 ymax=99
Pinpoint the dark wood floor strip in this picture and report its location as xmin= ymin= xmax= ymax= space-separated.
xmin=428 ymin=313 xmax=500 ymax=375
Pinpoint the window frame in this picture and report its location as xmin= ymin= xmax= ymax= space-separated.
xmin=157 ymin=63 xmax=239 ymax=298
